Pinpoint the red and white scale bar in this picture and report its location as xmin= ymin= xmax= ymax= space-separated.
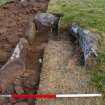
xmin=0 ymin=94 xmax=102 ymax=99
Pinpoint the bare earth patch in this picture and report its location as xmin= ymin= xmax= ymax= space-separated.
xmin=36 ymin=33 xmax=102 ymax=105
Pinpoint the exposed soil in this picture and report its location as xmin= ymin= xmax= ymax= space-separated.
xmin=36 ymin=32 xmax=102 ymax=105
xmin=0 ymin=0 xmax=48 ymax=68
xmin=0 ymin=0 xmax=49 ymax=104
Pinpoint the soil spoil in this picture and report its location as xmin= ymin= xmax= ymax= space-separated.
xmin=0 ymin=0 xmax=48 ymax=68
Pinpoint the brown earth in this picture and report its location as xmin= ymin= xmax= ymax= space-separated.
xmin=0 ymin=0 xmax=49 ymax=68
xmin=36 ymin=33 xmax=102 ymax=105
xmin=0 ymin=0 xmax=49 ymax=104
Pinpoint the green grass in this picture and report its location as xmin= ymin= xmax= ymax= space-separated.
xmin=0 ymin=0 xmax=8 ymax=5
xmin=91 ymin=53 xmax=105 ymax=94
xmin=48 ymin=0 xmax=105 ymax=33
xmin=48 ymin=0 xmax=105 ymax=94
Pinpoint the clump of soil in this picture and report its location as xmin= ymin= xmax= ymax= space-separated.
xmin=0 ymin=0 xmax=48 ymax=68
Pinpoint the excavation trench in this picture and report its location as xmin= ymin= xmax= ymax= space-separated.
xmin=0 ymin=29 xmax=49 ymax=104
xmin=0 ymin=0 xmax=49 ymax=104
xmin=0 ymin=1 xmax=103 ymax=105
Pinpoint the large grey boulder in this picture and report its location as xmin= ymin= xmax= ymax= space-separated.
xmin=34 ymin=12 xmax=63 ymax=33
xmin=34 ymin=13 xmax=58 ymax=26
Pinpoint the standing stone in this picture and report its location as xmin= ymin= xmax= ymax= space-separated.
xmin=25 ymin=20 xmax=37 ymax=45
xmin=69 ymin=24 xmax=100 ymax=67
xmin=34 ymin=12 xmax=63 ymax=34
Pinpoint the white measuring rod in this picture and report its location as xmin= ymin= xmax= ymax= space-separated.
xmin=0 ymin=94 xmax=102 ymax=98
xmin=56 ymin=94 xmax=102 ymax=98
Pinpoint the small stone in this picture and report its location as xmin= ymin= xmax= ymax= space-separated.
xmin=38 ymin=58 xmax=43 ymax=63
xmin=0 ymin=97 xmax=5 ymax=104
xmin=15 ymin=102 xmax=29 ymax=105
xmin=25 ymin=21 xmax=37 ymax=45
xmin=5 ymin=84 xmax=14 ymax=94
xmin=15 ymin=85 xmax=24 ymax=94
xmin=0 ymin=50 xmax=8 ymax=63
xmin=14 ymin=79 xmax=22 ymax=85
xmin=9 ymin=97 xmax=16 ymax=104
xmin=23 ymin=72 xmax=30 ymax=77
xmin=6 ymin=103 xmax=11 ymax=105
xmin=20 ymin=0 xmax=28 ymax=7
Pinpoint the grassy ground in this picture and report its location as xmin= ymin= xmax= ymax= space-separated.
xmin=48 ymin=0 xmax=105 ymax=95
xmin=48 ymin=0 xmax=105 ymax=32
xmin=0 ymin=0 xmax=8 ymax=5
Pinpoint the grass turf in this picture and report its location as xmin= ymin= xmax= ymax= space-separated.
xmin=0 ymin=0 xmax=8 ymax=5
xmin=48 ymin=0 xmax=105 ymax=33
xmin=48 ymin=0 xmax=105 ymax=95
